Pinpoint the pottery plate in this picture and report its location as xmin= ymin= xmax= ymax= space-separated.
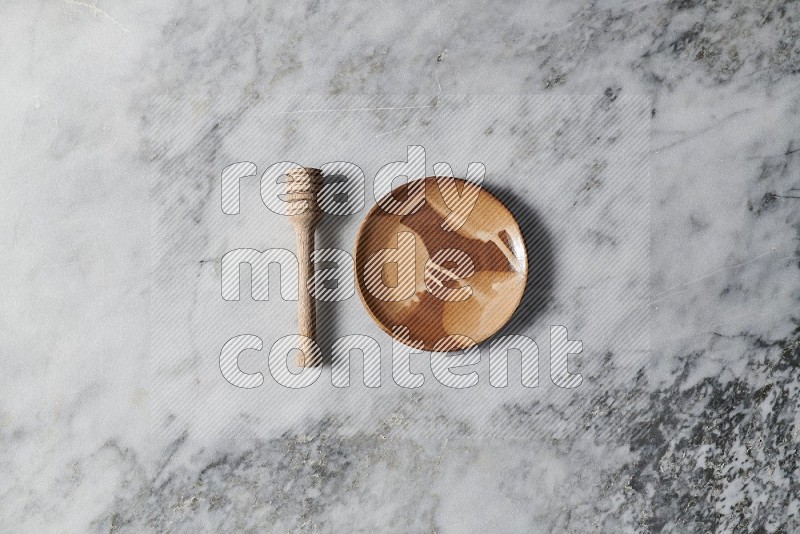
xmin=354 ymin=177 xmax=528 ymax=351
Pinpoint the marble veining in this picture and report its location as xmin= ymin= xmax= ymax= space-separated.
xmin=1 ymin=0 xmax=799 ymax=532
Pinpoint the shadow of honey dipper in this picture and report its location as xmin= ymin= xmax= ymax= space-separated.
xmin=285 ymin=167 xmax=324 ymax=367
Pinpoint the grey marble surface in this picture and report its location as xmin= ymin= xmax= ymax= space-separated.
xmin=2 ymin=0 xmax=799 ymax=532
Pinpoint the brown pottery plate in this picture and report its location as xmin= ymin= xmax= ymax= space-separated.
xmin=354 ymin=177 xmax=528 ymax=351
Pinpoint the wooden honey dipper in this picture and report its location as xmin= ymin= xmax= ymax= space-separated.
xmin=285 ymin=167 xmax=324 ymax=367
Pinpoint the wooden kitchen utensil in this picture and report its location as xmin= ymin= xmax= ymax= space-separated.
xmin=285 ymin=167 xmax=324 ymax=367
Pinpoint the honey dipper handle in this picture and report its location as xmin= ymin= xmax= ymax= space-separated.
xmin=285 ymin=167 xmax=324 ymax=367
xmin=295 ymin=223 xmax=319 ymax=366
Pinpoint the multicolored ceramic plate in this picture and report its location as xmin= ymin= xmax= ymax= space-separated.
xmin=354 ymin=177 xmax=528 ymax=351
